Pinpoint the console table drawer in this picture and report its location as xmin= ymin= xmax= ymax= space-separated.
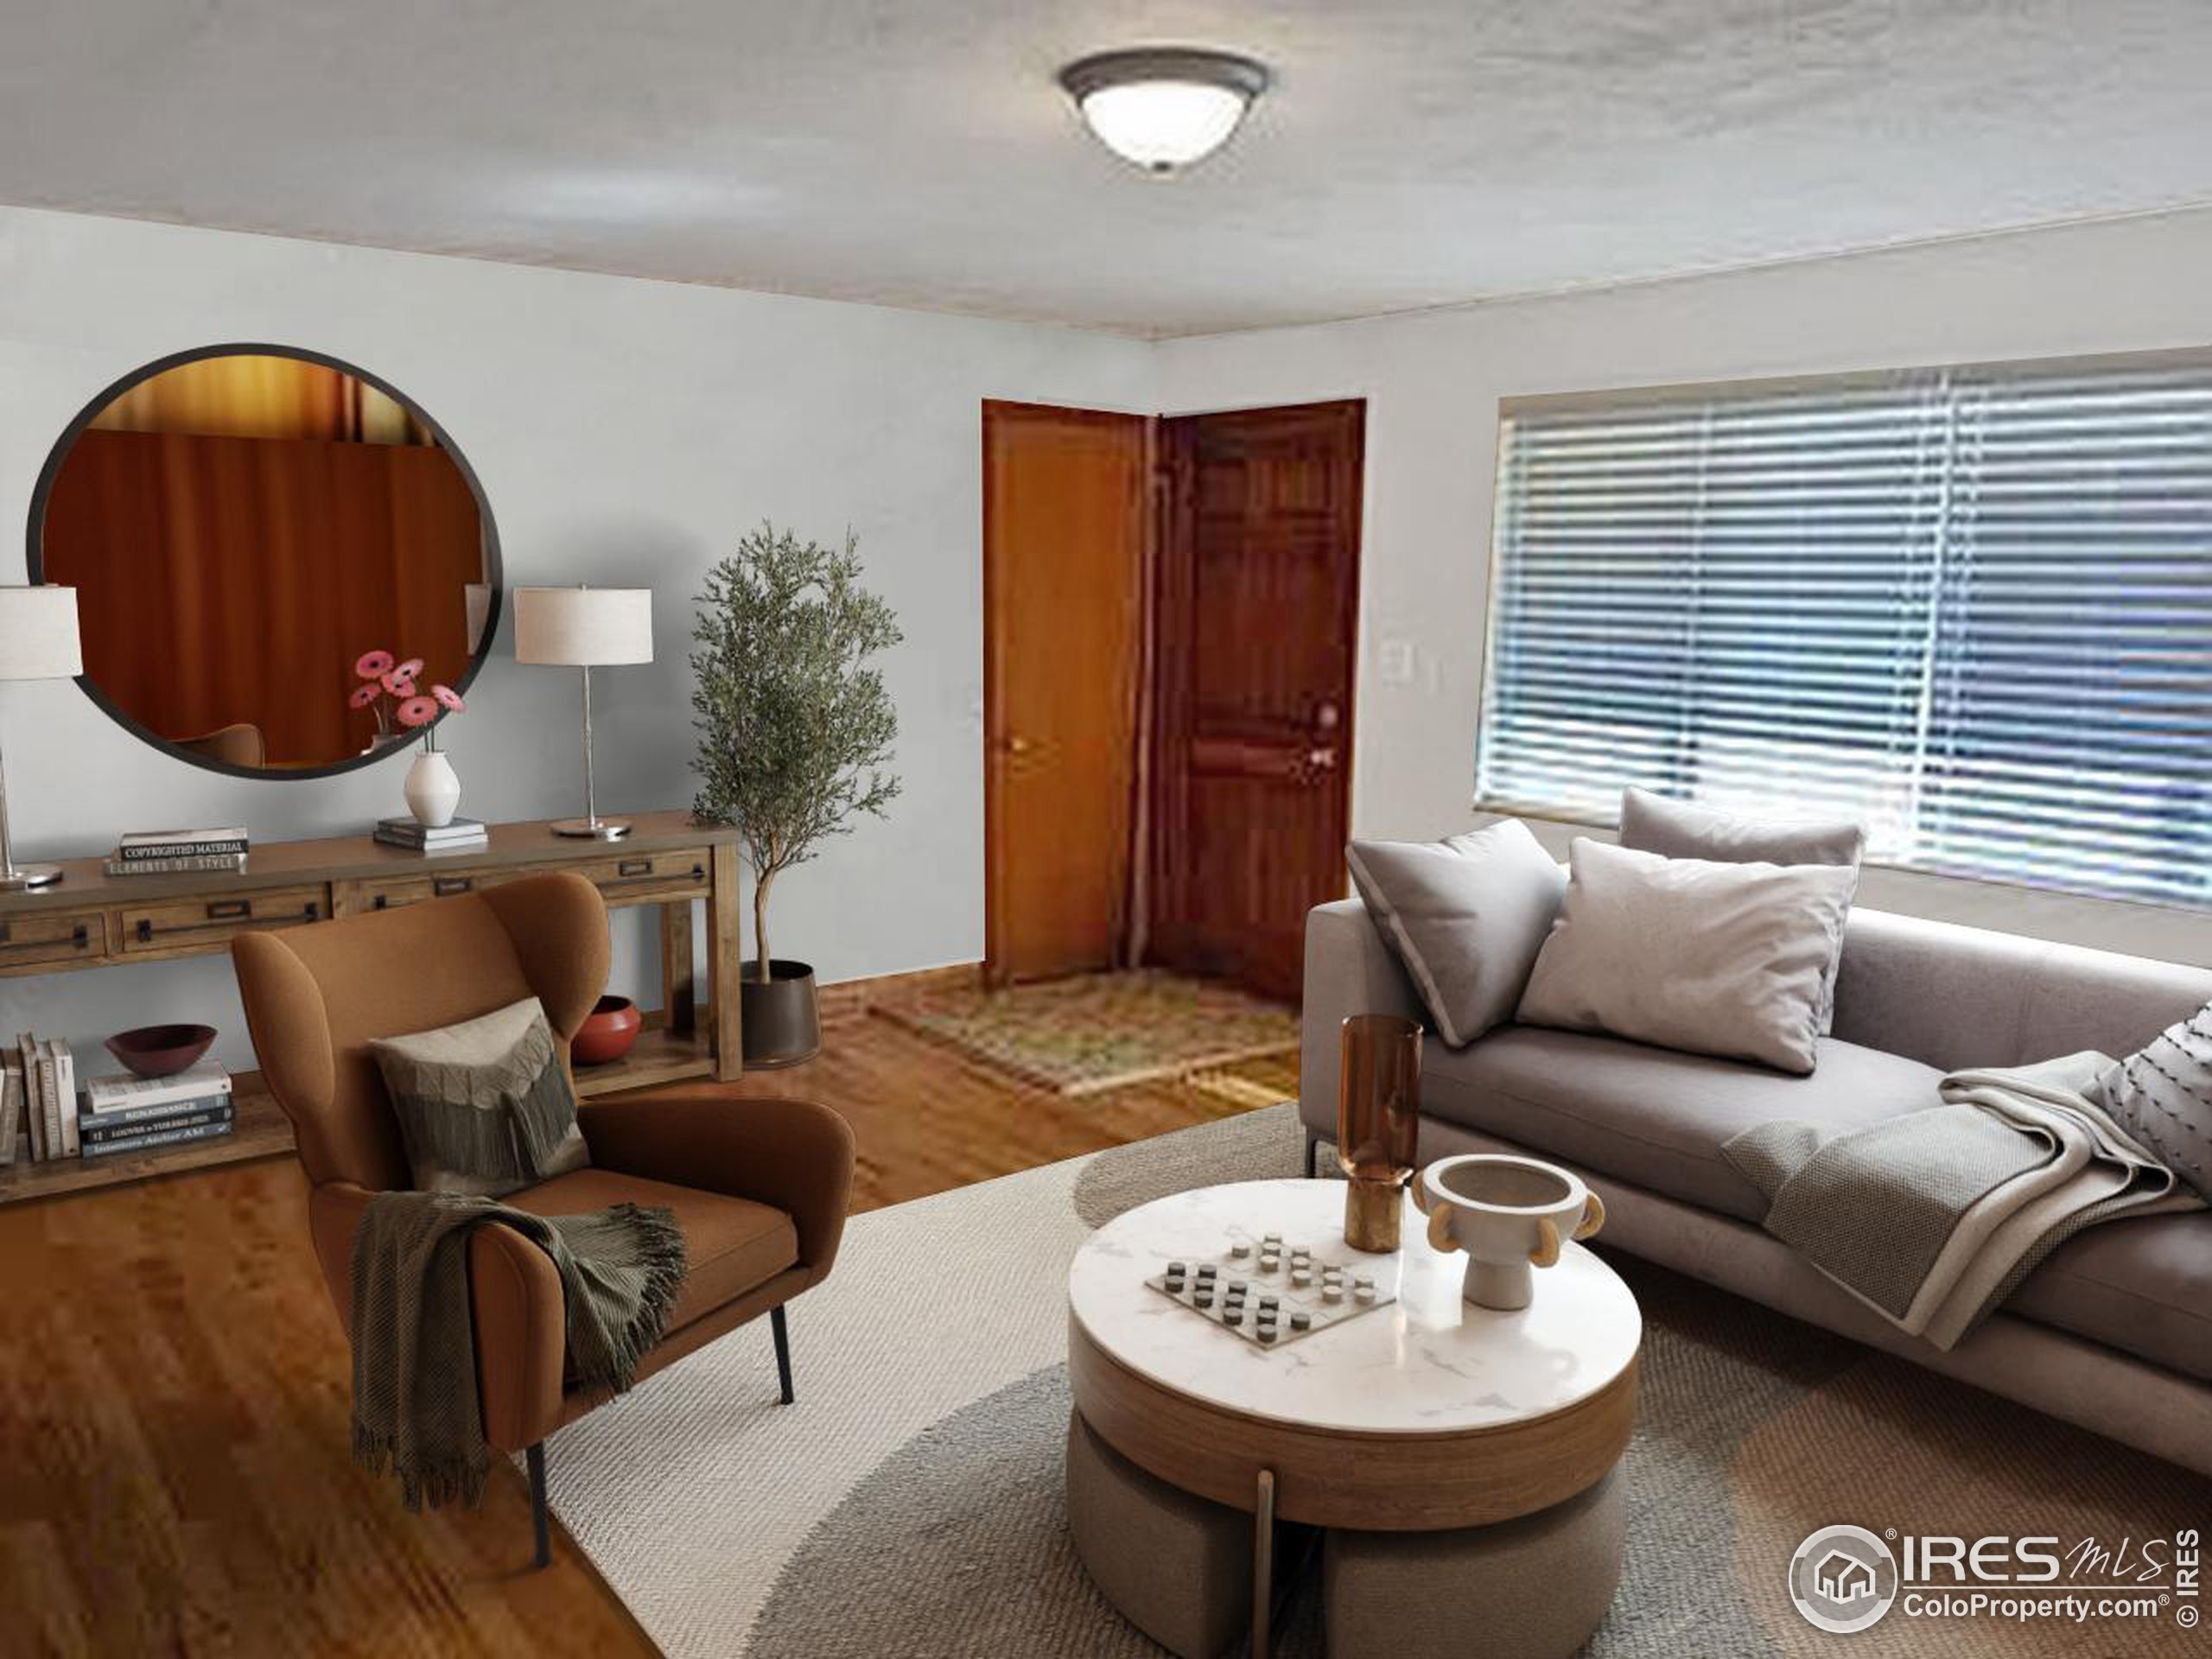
xmin=0 ymin=911 xmax=107 ymax=969
xmin=119 ymin=886 xmax=326 ymax=953
xmin=581 ymin=849 xmax=711 ymax=903
xmin=359 ymin=869 xmax=521 ymax=912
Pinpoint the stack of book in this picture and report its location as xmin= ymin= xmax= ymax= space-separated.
xmin=373 ymin=815 xmax=489 ymax=855
xmin=3 ymin=1034 xmax=80 ymax=1163
xmin=78 ymin=1062 xmax=236 ymax=1160
xmin=105 ymin=826 xmax=250 ymax=877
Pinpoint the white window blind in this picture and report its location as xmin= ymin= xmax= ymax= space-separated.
xmin=1478 ymin=355 xmax=2212 ymax=908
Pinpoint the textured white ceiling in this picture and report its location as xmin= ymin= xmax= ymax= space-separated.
xmin=4 ymin=1 xmax=2209 ymax=337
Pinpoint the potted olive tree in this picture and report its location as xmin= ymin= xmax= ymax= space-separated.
xmin=690 ymin=523 xmax=902 ymax=1066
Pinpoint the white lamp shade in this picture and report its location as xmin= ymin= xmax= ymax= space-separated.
xmin=513 ymin=587 xmax=653 ymax=667
xmin=0 ymin=585 xmax=83 ymax=680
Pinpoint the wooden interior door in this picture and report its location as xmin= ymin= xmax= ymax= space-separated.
xmin=983 ymin=401 xmax=1149 ymax=983
xmin=1147 ymin=400 xmax=1364 ymax=1000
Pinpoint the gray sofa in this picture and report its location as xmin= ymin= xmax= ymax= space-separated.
xmin=1300 ymin=896 xmax=2212 ymax=1476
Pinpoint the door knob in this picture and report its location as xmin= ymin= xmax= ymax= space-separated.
xmin=1001 ymin=734 xmax=1034 ymax=756
xmin=1314 ymin=701 xmax=1341 ymax=733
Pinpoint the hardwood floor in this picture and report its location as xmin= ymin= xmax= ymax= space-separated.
xmin=0 ymin=1015 xmax=1297 ymax=1656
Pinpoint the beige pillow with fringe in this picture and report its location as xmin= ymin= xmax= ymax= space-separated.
xmin=370 ymin=996 xmax=589 ymax=1196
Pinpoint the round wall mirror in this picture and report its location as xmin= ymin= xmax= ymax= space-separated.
xmin=29 ymin=344 xmax=500 ymax=778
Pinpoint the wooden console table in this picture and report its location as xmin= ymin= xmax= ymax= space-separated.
xmin=0 ymin=810 xmax=745 ymax=1205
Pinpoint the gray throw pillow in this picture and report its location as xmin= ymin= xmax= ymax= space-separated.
xmin=2088 ymin=1002 xmax=2212 ymax=1203
xmin=1516 ymin=839 xmax=1858 ymax=1076
xmin=370 ymin=996 xmax=590 ymax=1197
xmin=1618 ymin=786 xmax=1866 ymax=1033
xmin=1346 ymin=818 xmax=1567 ymax=1046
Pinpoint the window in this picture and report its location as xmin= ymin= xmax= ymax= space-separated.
xmin=1478 ymin=353 xmax=2212 ymax=907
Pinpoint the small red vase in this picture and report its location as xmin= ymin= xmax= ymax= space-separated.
xmin=570 ymin=995 xmax=641 ymax=1066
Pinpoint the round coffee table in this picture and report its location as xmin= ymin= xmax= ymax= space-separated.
xmin=1066 ymin=1177 xmax=1640 ymax=1656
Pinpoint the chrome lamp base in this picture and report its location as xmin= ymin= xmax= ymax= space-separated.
xmin=0 ymin=863 xmax=63 ymax=891
xmin=550 ymin=817 xmax=631 ymax=842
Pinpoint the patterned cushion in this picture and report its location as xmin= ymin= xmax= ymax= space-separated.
xmin=369 ymin=996 xmax=590 ymax=1197
xmin=2088 ymin=1001 xmax=2212 ymax=1203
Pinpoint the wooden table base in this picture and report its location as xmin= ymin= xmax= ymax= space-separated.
xmin=1068 ymin=1314 xmax=1637 ymax=1531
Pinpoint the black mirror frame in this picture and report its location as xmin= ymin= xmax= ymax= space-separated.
xmin=26 ymin=340 xmax=503 ymax=782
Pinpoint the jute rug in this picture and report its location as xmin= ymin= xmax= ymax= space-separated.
xmin=546 ymin=1106 xmax=2209 ymax=1657
xmin=879 ymin=970 xmax=1299 ymax=1094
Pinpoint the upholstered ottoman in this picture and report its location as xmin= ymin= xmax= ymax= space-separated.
xmin=1324 ymin=1469 xmax=1625 ymax=1659
xmin=1065 ymin=1410 xmax=1265 ymax=1659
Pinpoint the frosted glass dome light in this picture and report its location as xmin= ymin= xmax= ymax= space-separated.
xmin=1058 ymin=48 xmax=1272 ymax=175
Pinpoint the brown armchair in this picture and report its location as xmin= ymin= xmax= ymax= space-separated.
xmin=232 ymin=871 xmax=855 ymax=1566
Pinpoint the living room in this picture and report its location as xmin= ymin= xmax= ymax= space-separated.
xmin=2 ymin=5 xmax=2209 ymax=1656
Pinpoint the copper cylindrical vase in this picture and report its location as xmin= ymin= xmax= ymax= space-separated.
xmin=1337 ymin=1013 xmax=1421 ymax=1252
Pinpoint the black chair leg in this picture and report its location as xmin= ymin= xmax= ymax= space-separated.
xmin=1305 ymin=1135 xmax=1320 ymax=1179
xmin=772 ymin=1304 xmax=795 ymax=1404
xmin=526 ymin=1440 xmax=550 ymax=1570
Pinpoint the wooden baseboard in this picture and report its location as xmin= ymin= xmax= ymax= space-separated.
xmin=817 ymin=962 xmax=983 ymax=1025
xmin=632 ymin=962 xmax=982 ymax=1041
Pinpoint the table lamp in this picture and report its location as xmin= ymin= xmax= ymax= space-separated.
xmin=514 ymin=585 xmax=653 ymax=841
xmin=0 ymin=585 xmax=83 ymax=891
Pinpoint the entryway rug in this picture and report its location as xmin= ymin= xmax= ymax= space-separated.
xmin=879 ymin=970 xmax=1299 ymax=1094
xmin=546 ymin=1106 xmax=2209 ymax=1658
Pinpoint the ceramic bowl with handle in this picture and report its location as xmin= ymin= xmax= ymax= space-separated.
xmin=1413 ymin=1153 xmax=1605 ymax=1311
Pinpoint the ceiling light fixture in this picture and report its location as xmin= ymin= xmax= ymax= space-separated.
xmin=1057 ymin=47 xmax=1272 ymax=175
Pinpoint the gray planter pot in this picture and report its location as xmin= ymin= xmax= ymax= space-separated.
xmin=739 ymin=959 xmax=822 ymax=1069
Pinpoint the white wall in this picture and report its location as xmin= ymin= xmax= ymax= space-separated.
xmin=6 ymin=201 xmax=2209 ymax=1071
xmin=1155 ymin=208 xmax=2212 ymax=968
xmin=0 ymin=207 xmax=1154 ymax=1065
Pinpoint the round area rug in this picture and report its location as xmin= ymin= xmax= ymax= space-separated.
xmin=550 ymin=1105 xmax=2212 ymax=1659
xmin=1071 ymin=1104 xmax=1306 ymax=1228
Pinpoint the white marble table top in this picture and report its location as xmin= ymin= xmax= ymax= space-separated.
xmin=1068 ymin=1178 xmax=1642 ymax=1436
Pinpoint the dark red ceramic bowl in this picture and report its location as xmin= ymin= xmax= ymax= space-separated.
xmin=571 ymin=995 xmax=641 ymax=1067
xmin=107 ymin=1023 xmax=219 ymax=1079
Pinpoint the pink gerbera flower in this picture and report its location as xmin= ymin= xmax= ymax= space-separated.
xmin=395 ymin=695 xmax=438 ymax=728
xmin=355 ymin=649 xmax=395 ymax=679
xmin=381 ymin=670 xmax=417 ymax=696
xmin=431 ymin=684 xmax=465 ymax=713
xmin=347 ymin=682 xmax=382 ymax=709
xmin=394 ymin=658 xmax=425 ymax=681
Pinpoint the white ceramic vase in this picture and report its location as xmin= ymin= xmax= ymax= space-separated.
xmin=1413 ymin=1154 xmax=1605 ymax=1311
xmin=404 ymin=749 xmax=461 ymax=828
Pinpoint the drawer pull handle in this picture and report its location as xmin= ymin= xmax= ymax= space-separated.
xmin=617 ymin=858 xmax=652 ymax=877
xmin=0 ymin=922 xmax=88 ymax=953
xmin=207 ymin=899 xmax=250 ymax=920
xmin=596 ymin=861 xmax=707 ymax=889
xmin=136 ymin=902 xmax=319 ymax=944
xmin=432 ymin=875 xmax=474 ymax=897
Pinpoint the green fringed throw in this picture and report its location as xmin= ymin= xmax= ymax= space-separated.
xmin=350 ymin=1191 xmax=689 ymax=1510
